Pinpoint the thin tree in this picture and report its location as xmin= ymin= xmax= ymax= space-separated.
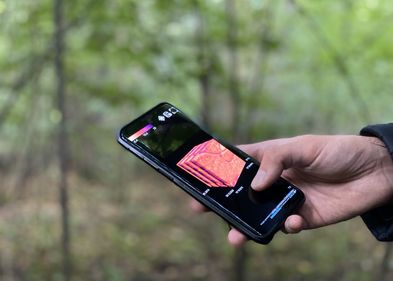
xmin=194 ymin=0 xmax=212 ymax=130
xmin=225 ymin=1 xmax=250 ymax=281
xmin=377 ymin=244 xmax=393 ymax=281
xmin=226 ymin=0 xmax=241 ymax=142
xmin=54 ymin=0 xmax=72 ymax=280
xmin=0 ymin=0 xmax=96 ymax=129
xmin=193 ymin=3 xmax=226 ymax=280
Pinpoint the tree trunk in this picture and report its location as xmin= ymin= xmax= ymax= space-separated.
xmin=194 ymin=2 xmax=224 ymax=280
xmin=194 ymin=0 xmax=211 ymax=129
xmin=225 ymin=1 xmax=249 ymax=281
xmin=377 ymin=243 xmax=393 ymax=281
xmin=232 ymin=245 xmax=248 ymax=281
xmin=226 ymin=0 xmax=241 ymax=142
xmin=54 ymin=0 xmax=72 ymax=280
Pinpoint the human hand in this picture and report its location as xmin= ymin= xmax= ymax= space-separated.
xmin=191 ymin=135 xmax=393 ymax=246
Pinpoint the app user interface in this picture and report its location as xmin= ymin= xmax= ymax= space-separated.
xmin=124 ymin=104 xmax=298 ymax=233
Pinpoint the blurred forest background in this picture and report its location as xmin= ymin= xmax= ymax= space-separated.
xmin=1 ymin=0 xmax=393 ymax=280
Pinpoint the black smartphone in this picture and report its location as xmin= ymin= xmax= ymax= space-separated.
xmin=117 ymin=102 xmax=304 ymax=244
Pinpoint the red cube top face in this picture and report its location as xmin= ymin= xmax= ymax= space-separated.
xmin=177 ymin=139 xmax=245 ymax=187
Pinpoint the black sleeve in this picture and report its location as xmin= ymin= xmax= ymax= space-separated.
xmin=360 ymin=123 xmax=393 ymax=241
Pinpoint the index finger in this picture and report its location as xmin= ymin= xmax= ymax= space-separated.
xmin=189 ymin=198 xmax=209 ymax=213
xmin=228 ymin=228 xmax=248 ymax=247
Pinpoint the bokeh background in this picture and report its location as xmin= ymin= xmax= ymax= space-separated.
xmin=1 ymin=0 xmax=393 ymax=280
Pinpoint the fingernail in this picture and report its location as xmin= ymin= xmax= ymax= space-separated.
xmin=251 ymin=170 xmax=266 ymax=190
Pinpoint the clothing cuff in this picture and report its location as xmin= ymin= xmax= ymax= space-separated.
xmin=360 ymin=123 xmax=393 ymax=158
xmin=360 ymin=123 xmax=393 ymax=241
xmin=361 ymin=205 xmax=393 ymax=241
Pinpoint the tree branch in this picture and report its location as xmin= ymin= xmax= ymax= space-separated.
xmin=290 ymin=0 xmax=372 ymax=123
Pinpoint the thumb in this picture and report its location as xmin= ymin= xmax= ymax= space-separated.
xmin=251 ymin=140 xmax=305 ymax=190
xmin=238 ymin=143 xmax=282 ymax=191
xmin=239 ymin=137 xmax=308 ymax=191
xmin=238 ymin=142 xmax=287 ymax=191
xmin=251 ymin=156 xmax=285 ymax=191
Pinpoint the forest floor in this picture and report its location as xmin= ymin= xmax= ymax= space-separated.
xmin=0 ymin=170 xmax=389 ymax=281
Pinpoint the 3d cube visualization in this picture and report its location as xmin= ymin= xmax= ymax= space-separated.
xmin=177 ymin=139 xmax=245 ymax=187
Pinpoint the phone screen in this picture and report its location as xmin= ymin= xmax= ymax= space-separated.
xmin=120 ymin=103 xmax=302 ymax=236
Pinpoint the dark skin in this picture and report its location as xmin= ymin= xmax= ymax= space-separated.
xmin=190 ymin=135 xmax=393 ymax=246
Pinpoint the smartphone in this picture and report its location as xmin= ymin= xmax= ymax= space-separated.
xmin=117 ymin=102 xmax=304 ymax=244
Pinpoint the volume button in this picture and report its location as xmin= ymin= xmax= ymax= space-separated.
xmin=144 ymin=157 xmax=158 ymax=169
xmin=173 ymin=178 xmax=182 ymax=186
xmin=157 ymin=167 xmax=174 ymax=181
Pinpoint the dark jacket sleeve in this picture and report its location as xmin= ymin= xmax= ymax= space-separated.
xmin=360 ymin=123 xmax=393 ymax=241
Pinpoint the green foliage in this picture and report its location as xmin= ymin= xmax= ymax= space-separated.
xmin=1 ymin=0 xmax=393 ymax=280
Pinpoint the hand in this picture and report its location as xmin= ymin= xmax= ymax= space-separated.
xmin=191 ymin=135 xmax=393 ymax=246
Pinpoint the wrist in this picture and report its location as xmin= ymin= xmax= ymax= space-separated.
xmin=360 ymin=124 xmax=393 ymax=201
xmin=366 ymin=136 xmax=393 ymax=202
xmin=380 ymin=148 xmax=393 ymax=202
